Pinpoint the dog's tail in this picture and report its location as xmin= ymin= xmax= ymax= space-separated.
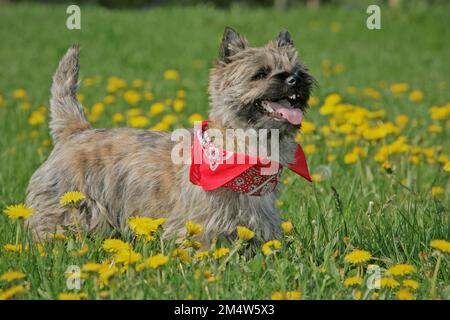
xmin=49 ymin=45 xmax=91 ymax=143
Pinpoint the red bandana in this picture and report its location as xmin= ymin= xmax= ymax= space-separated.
xmin=189 ymin=121 xmax=311 ymax=196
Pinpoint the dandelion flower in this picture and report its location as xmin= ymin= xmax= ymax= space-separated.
xmin=0 ymin=285 xmax=27 ymax=300
xmin=102 ymin=239 xmax=131 ymax=253
xmin=194 ymin=251 xmax=209 ymax=260
xmin=344 ymin=250 xmax=371 ymax=264
xmin=172 ymin=248 xmax=191 ymax=263
xmin=344 ymin=153 xmax=358 ymax=164
xmin=431 ymin=187 xmax=444 ymax=198
xmin=212 ymin=247 xmax=230 ymax=259
xmin=3 ymin=244 xmax=23 ymax=253
xmin=128 ymin=216 xmax=166 ymax=240
xmin=58 ymin=292 xmax=88 ymax=300
xmin=262 ymin=240 xmax=282 ymax=255
xmin=82 ymin=262 xmax=103 ymax=272
xmin=13 ymin=89 xmax=27 ymax=99
xmin=285 ymin=291 xmax=301 ymax=300
xmin=3 ymin=203 xmax=35 ymax=220
xmin=344 ymin=276 xmax=363 ymax=287
xmin=188 ymin=113 xmax=203 ymax=124
xmin=146 ymin=254 xmax=169 ymax=269
xmin=380 ymin=277 xmax=400 ymax=288
xmin=59 ymin=191 xmax=86 ymax=206
xmin=281 ymin=221 xmax=294 ymax=234
xmin=186 ymin=221 xmax=202 ymax=237
xmin=163 ymin=69 xmax=179 ymax=80
xmin=397 ymin=288 xmax=414 ymax=300
xmin=402 ymin=279 xmax=420 ymax=290
xmin=386 ymin=264 xmax=416 ymax=276
xmin=430 ymin=240 xmax=450 ymax=254
xmin=271 ymin=292 xmax=284 ymax=300
xmin=0 ymin=271 xmax=26 ymax=282
xmin=114 ymin=250 xmax=142 ymax=265
xmin=173 ymin=99 xmax=185 ymax=112
xmin=237 ymin=226 xmax=255 ymax=241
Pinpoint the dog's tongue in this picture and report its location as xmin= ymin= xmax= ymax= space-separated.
xmin=266 ymin=100 xmax=303 ymax=125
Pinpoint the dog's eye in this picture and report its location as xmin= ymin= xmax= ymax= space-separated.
xmin=251 ymin=68 xmax=270 ymax=81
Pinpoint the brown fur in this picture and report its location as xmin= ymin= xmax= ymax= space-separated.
xmin=25 ymin=28 xmax=314 ymax=246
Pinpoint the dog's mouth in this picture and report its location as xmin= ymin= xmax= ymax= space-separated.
xmin=255 ymin=94 xmax=305 ymax=125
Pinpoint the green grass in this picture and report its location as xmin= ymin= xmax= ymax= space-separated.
xmin=0 ymin=2 xmax=449 ymax=300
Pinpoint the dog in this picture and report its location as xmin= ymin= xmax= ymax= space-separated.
xmin=25 ymin=27 xmax=314 ymax=247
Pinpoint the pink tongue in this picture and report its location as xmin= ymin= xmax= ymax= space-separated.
xmin=266 ymin=101 xmax=303 ymax=125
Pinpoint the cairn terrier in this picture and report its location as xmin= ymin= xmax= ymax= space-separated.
xmin=25 ymin=27 xmax=314 ymax=247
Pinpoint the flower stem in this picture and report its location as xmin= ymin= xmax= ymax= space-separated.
xmin=430 ymin=253 xmax=442 ymax=298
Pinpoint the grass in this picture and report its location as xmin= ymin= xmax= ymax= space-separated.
xmin=0 ymin=2 xmax=449 ymax=300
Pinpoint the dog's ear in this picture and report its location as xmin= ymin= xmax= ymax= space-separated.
xmin=276 ymin=29 xmax=294 ymax=47
xmin=219 ymin=27 xmax=249 ymax=63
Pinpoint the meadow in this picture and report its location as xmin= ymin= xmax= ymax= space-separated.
xmin=0 ymin=2 xmax=449 ymax=300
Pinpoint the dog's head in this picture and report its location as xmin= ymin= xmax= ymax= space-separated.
xmin=208 ymin=27 xmax=314 ymax=137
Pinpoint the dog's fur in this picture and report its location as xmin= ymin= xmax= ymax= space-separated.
xmin=25 ymin=28 xmax=313 ymax=246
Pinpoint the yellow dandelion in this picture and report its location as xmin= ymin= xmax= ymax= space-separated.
xmin=271 ymin=291 xmax=284 ymax=300
xmin=59 ymin=191 xmax=86 ymax=206
xmin=186 ymin=221 xmax=202 ymax=237
xmin=344 ymin=250 xmax=371 ymax=264
xmin=112 ymin=112 xmax=125 ymax=124
xmin=123 ymin=90 xmax=141 ymax=105
xmin=103 ymin=95 xmax=116 ymax=104
xmin=82 ymin=262 xmax=103 ymax=272
xmin=386 ymin=264 xmax=416 ymax=276
xmin=431 ymin=186 xmax=444 ymax=198
xmin=3 ymin=244 xmax=23 ymax=253
xmin=114 ymin=249 xmax=142 ymax=265
xmin=344 ymin=276 xmax=363 ymax=287
xmin=380 ymin=277 xmax=400 ymax=288
xmin=430 ymin=240 xmax=450 ymax=254
xmin=3 ymin=203 xmax=35 ymax=220
xmin=390 ymin=83 xmax=409 ymax=94
xmin=188 ymin=113 xmax=203 ymax=124
xmin=402 ymin=279 xmax=420 ymax=290
xmin=102 ymin=239 xmax=131 ymax=253
xmin=128 ymin=115 xmax=149 ymax=128
xmin=150 ymin=122 xmax=170 ymax=131
xmin=146 ymin=254 xmax=169 ymax=269
xmin=13 ymin=88 xmax=27 ymax=99
xmin=443 ymin=161 xmax=450 ymax=172
xmin=128 ymin=216 xmax=166 ymax=240
xmin=75 ymin=244 xmax=89 ymax=257
xmin=212 ymin=247 xmax=230 ymax=259
xmin=194 ymin=251 xmax=209 ymax=260
xmin=58 ymin=292 xmax=88 ymax=300
xmin=304 ymin=144 xmax=317 ymax=155
xmin=163 ymin=69 xmax=179 ymax=80
xmin=409 ymin=90 xmax=424 ymax=102
xmin=281 ymin=221 xmax=294 ymax=234
xmin=28 ymin=111 xmax=45 ymax=126
xmin=237 ymin=226 xmax=255 ymax=241
xmin=344 ymin=153 xmax=358 ymax=164
xmin=285 ymin=290 xmax=301 ymax=300
xmin=0 ymin=285 xmax=27 ymax=300
xmin=397 ymin=288 xmax=414 ymax=300
xmin=182 ymin=239 xmax=201 ymax=249
xmin=262 ymin=240 xmax=282 ymax=255
xmin=173 ymin=99 xmax=185 ymax=112
xmin=149 ymin=102 xmax=165 ymax=116
xmin=0 ymin=271 xmax=26 ymax=282
xmin=172 ymin=248 xmax=191 ymax=263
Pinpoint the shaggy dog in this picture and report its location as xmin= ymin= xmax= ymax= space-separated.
xmin=25 ymin=27 xmax=314 ymax=247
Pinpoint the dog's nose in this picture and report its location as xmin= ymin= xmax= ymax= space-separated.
xmin=285 ymin=75 xmax=298 ymax=86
